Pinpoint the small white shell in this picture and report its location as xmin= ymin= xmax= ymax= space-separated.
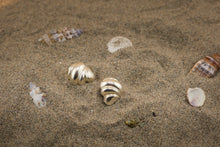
xmin=68 ymin=63 xmax=95 ymax=85
xmin=187 ymin=87 xmax=206 ymax=107
xmin=100 ymin=77 xmax=122 ymax=105
xmin=107 ymin=36 xmax=132 ymax=53
xmin=29 ymin=82 xmax=46 ymax=108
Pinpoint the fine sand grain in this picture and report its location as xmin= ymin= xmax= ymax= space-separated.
xmin=0 ymin=0 xmax=220 ymax=146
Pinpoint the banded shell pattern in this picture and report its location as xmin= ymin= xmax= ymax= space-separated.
xmin=38 ymin=27 xmax=83 ymax=45
xmin=29 ymin=82 xmax=46 ymax=108
xmin=68 ymin=63 xmax=95 ymax=85
xmin=100 ymin=77 xmax=122 ymax=105
xmin=187 ymin=87 xmax=206 ymax=107
xmin=190 ymin=54 xmax=220 ymax=78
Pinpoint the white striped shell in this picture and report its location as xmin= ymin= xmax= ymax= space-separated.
xmin=107 ymin=36 xmax=132 ymax=53
xmin=187 ymin=87 xmax=206 ymax=107
xmin=100 ymin=77 xmax=122 ymax=105
xmin=68 ymin=63 xmax=95 ymax=85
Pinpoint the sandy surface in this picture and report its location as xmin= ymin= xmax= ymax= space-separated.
xmin=0 ymin=0 xmax=220 ymax=146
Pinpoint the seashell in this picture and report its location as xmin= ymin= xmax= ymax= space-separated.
xmin=100 ymin=77 xmax=122 ymax=105
xmin=38 ymin=34 xmax=52 ymax=45
xmin=190 ymin=54 xmax=220 ymax=78
xmin=125 ymin=119 xmax=139 ymax=128
xmin=103 ymin=94 xmax=120 ymax=106
xmin=29 ymin=82 xmax=46 ymax=108
xmin=39 ymin=27 xmax=83 ymax=45
xmin=51 ymin=33 xmax=66 ymax=42
xmin=187 ymin=87 xmax=206 ymax=107
xmin=107 ymin=36 xmax=132 ymax=53
xmin=70 ymin=29 xmax=83 ymax=37
xmin=68 ymin=63 xmax=95 ymax=85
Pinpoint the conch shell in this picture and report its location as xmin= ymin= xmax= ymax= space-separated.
xmin=190 ymin=54 xmax=220 ymax=78
xmin=68 ymin=63 xmax=95 ymax=85
xmin=100 ymin=77 xmax=122 ymax=105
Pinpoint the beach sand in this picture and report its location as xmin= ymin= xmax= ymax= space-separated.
xmin=0 ymin=0 xmax=219 ymax=146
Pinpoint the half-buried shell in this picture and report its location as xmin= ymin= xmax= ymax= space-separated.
xmin=68 ymin=63 xmax=95 ymax=85
xmin=107 ymin=36 xmax=132 ymax=53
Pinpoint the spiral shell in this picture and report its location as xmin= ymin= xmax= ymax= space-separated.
xmin=190 ymin=54 xmax=220 ymax=78
xmin=100 ymin=77 xmax=122 ymax=105
xmin=68 ymin=63 xmax=95 ymax=85
xmin=29 ymin=82 xmax=46 ymax=108
xmin=38 ymin=27 xmax=83 ymax=45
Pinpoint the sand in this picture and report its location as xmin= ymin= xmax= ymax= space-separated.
xmin=0 ymin=0 xmax=219 ymax=146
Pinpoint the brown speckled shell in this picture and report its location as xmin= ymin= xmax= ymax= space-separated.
xmin=190 ymin=54 xmax=220 ymax=78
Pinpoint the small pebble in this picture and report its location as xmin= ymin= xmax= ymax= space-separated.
xmin=125 ymin=119 xmax=139 ymax=128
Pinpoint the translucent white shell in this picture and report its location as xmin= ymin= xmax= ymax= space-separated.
xmin=100 ymin=77 xmax=122 ymax=105
xmin=107 ymin=36 xmax=132 ymax=53
xmin=68 ymin=63 xmax=95 ymax=85
xmin=187 ymin=87 xmax=206 ymax=107
xmin=29 ymin=82 xmax=46 ymax=108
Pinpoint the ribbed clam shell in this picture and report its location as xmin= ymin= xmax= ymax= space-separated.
xmin=190 ymin=54 xmax=220 ymax=78
xmin=107 ymin=36 xmax=132 ymax=53
xmin=68 ymin=63 xmax=95 ymax=85
xmin=187 ymin=87 xmax=205 ymax=107
xmin=100 ymin=77 xmax=122 ymax=105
